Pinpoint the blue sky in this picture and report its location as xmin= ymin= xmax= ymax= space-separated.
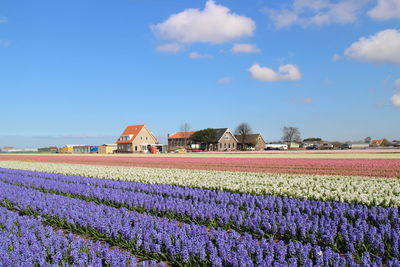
xmin=0 ymin=0 xmax=399 ymax=147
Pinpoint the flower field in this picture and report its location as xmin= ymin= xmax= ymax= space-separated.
xmin=0 ymin=158 xmax=400 ymax=266
xmin=1 ymin=153 xmax=400 ymax=177
xmin=1 ymin=161 xmax=399 ymax=206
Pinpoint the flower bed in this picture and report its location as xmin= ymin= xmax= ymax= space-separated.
xmin=1 ymin=154 xmax=399 ymax=177
xmin=1 ymin=161 xmax=399 ymax=206
xmin=0 ymin=205 xmax=155 ymax=266
xmin=0 ymin=170 xmax=400 ymax=266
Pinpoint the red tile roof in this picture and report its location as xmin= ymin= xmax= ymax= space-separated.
xmin=117 ymin=125 xmax=145 ymax=144
xmin=168 ymin=131 xmax=196 ymax=139
xmin=370 ymin=139 xmax=383 ymax=146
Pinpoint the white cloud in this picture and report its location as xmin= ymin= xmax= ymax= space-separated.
xmin=217 ymin=77 xmax=232 ymax=84
xmin=368 ymin=0 xmax=400 ymax=20
xmin=0 ymin=17 xmax=8 ymax=23
xmin=232 ymin=43 xmax=261 ymax=53
xmin=267 ymin=9 xmax=299 ymax=29
xmin=189 ymin=52 xmax=212 ymax=59
xmin=391 ymin=93 xmax=400 ymax=107
xmin=287 ymin=97 xmax=313 ymax=104
xmin=266 ymin=0 xmax=368 ymax=29
xmin=248 ymin=64 xmax=301 ymax=82
xmin=345 ymin=29 xmax=400 ymax=64
xmin=332 ymin=53 xmax=341 ymax=61
xmin=155 ymin=43 xmax=183 ymax=53
xmin=152 ymin=0 xmax=255 ymax=44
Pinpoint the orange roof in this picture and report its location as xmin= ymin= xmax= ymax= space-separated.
xmin=117 ymin=125 xmax=145 ymax=144
xmin=169 ymin=131 xmax=196 ymax=139
xmin=370 ymin=139 xmax=383 ymax=146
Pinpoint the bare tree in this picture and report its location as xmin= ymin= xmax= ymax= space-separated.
xmin=364 ymin=136 xmax=372 ymax=144
xmin=180 ymin=123 xmax=191 ymax=148
xmin=282 ymin=126 xmax=301 ymax=149
xmin=235 ymin=123 xmax=252 ymax=150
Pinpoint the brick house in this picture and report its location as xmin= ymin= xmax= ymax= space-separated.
xmin=203 ymin=128 xmax=238 ymax=152
xmin=116 ymin=125 xmax=158 ymax=153
xmin=168 ymin=128 xmax=238 ymax=151
xmin=234 ymin=133 xmax=266 ymax=151
xmin=168 ymin=131 xmax=196 ymax=148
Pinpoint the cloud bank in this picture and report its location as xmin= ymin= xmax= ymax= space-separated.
xmin=266 ymin=0 xmax=368 ymax=29
xmin=368 ymin=0 xmax=400 ymax=20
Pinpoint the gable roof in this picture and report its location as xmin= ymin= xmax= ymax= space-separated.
xmin=370 ymin=139 xmax=383 ymax=146
xmin=213 ymin=128 xmax=238 ymax=143
xmin=117 ymin=125 xmax=145 ymax=144
xmin=234 ymin=133 xmax=266 ymax=144
xmin=212 ymin=128 xmax=228 ymax=142
xmin=169 ymin=131 xmax=196 ymax=139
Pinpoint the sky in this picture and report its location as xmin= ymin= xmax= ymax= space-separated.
xmin=0 ymin=0 xmax=399 ymax=148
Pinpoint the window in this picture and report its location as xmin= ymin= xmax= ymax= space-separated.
xmin=225 ymin=134 xmax=230 ymax=140
xmin=220 ymin=143 xmax=222 ymax=148
xmin=135 ymin=146 xmax=138 ymax=151
xmin=224 ymin=143 xmax=226 ymax=148
xmin=146 ymin=137 xmax=148 ymax=140
xmin=228 ymin=143 xmax=231 ymax=148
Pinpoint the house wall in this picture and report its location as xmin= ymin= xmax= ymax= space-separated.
xmin=255 ymin=137 xmax=266 ymax=151
xmin=168 ymin=138 xmax=192 ymax=148
xmin=117 ymin=143 xmax=133 ymax=152
xmin=217 ymin=131 xmax=237 ymax=152
xmin=131 ymin=127 xmax=158 ymax=152
xmin=73 ymin=146 xmax=90 ymax=153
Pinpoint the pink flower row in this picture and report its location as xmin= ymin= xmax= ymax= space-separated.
xmin=1 ymin=155 xmax=399 ymax=178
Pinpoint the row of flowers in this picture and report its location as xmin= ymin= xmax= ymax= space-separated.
xmin=1 ymin=154 xmax=399 ymax=177
xmin=0 ymin=176 xmax=389 ymax=266
xmin=0 ymin=206 xmax=159 ymax=266
xmin=1 ymin=168 xmax=400 ymax=263
xmin=1 ymin=161 xmax=399 ymax=207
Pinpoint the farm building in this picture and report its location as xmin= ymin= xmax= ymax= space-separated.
xmin=38 ymin=146 xmax=59 ymax=153
xmin=116 ymin=125 xmax=159 ymax=153
xmin=370 ymin=140 xmax=384 ymax=147
xmin=168 ymin=131 xmax=196 ymax=148
xmin=170 ymin=128 xmax=238 ymax=152
xmin=234 ymin=133 xmax=266 ymax=151
xmin=98 ymin=144 xmax=117 ymax=154
xmin=60 ymin=145 xmax=74 ymax=154
xmin=73 ymin=145 xmax=90 ymax=153
xmin=200 ymin=128 xmax=238 ymax=152
xmin=73 ymin=145 xmax=98 ymax=153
